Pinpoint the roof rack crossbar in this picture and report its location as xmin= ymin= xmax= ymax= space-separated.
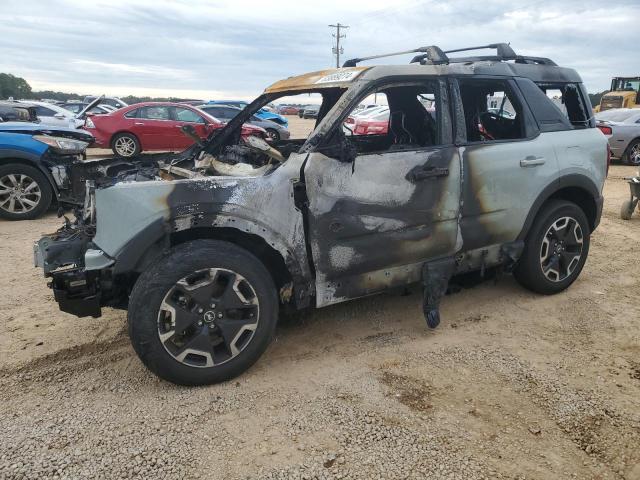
xmin=343 ymin=43 xmax=557 ymax=68
xmin=342 ymin=45 xmax=448 ymax=68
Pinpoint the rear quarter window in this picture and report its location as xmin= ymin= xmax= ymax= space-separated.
xmin=516 ymin=78 xmax=593 ymax=131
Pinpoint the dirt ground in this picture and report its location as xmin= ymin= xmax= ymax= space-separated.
xmin=0 ymin=146 xmax=639 ymax=478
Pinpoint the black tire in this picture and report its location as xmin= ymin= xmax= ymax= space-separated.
xmin=620 ymin=199 xmax=635 ymax=220
xmin=265 ymin=128 xmax=280 ymax=142
xmin=514 ymin=200 xmax=590 ymax=295
xmin=128 ymin=239 xmax=278 ymax=386
xmin=623 ymin=139 xmax=640 ymax=166
xmin=0 ymin=163 xmax=52 ymax=220
xmin=111 ymin=132 xmax=141 ymax=157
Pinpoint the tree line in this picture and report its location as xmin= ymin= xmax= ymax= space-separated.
xmin=1 ymin=71 xmax=609 ymax=108
xmin=0 ymin=73 xmax=201 ymax=104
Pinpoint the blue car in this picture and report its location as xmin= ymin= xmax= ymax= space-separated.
xmin=0 ymin=122 xmax=94 ymax=220
xmin=206 ymin=100 xmax=288 ymax=127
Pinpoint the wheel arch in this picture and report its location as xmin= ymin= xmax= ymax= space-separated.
xmin=110 ymin=130 xmax=141 ymax=150
xmin=113 ymin=217 xmax=312 ymax=309
xmin=518 ymin=175 xmax=601 ymax=240
xmin=0 ymin=155 xmax=59 ymax=197
xmin=171 ymin=227 xmax=295 ymax=303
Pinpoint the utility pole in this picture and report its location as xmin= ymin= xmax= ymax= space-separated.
xmin=329 ymin=23 xmax=349 ymax=68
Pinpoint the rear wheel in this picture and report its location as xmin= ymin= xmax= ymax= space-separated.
xmin=0 ymin=163 xmax=52 ymax=220
xmin=112 ymin=133 xmax=140 ymax=157
xmin=128 ymin=240 xmax=278 ymax=385
xmin=620 ymin=199 xmax=635 ymax=220
xmin=624 ymin=139 xmax=640 ymax=166
xmin=265 ymin=128 xmax=280 ymax=142
xmin=514 ymin=200 xmax=590 ymax=294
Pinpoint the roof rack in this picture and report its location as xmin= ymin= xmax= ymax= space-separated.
xmin=342 ymin=43 xmax=557 ymax=67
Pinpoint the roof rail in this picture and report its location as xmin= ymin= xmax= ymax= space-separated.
xmin=342 ymin=45 xmax=448 ymax=68
xmin=344 ymin=43 xmax=557 ymax=68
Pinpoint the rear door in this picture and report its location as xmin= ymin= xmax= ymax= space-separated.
xmin=454 ymin=77 xmax=559 ymax=250
xmin=303 ymin=79 xmax=462 ymax=307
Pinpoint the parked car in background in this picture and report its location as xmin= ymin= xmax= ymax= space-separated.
xmin=0 ymin=122 xmax=93 ymax=219
xmin=0 ymin=101 xmax=38 ymax=123
xmin=84 ymin=102 xmax=266 ymax=157
xmin=83 ymin=96 xmax=128 ymax=109
xmin=596 ymin=108 xmax=640 ymax=165
xmin=62 ymin=102 xmax=115 ymax=116
xmin=301 ymin=104 xmax=320 ymax=119
xmin=197 ymin=104 xmax=290 ymax=141
xmin=19 ymin=100 xmax=84 ymax=129
xmin=277 ymin=105 xmax=300 ymax=115
xmin=206 ymin=100 xmax=288 ymax=127
xmin=344 ymin=108 xmax=390 ymax=136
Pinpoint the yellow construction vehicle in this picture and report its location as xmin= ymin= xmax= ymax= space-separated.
xmin=595 ymin=77 xmax=640 ymax=112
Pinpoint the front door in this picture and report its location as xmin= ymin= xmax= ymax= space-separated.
xmin=303 ymin=80 xmax=461 ymax=306
xmin=134 ymin=105 xmax=173 ymax=150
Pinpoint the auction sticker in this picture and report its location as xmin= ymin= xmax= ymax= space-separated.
xmin=315 ymin=69 xmax=364 ymax=84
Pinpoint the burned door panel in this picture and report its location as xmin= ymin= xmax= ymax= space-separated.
xmin=304 ymin=147 xmax=461 ymax=306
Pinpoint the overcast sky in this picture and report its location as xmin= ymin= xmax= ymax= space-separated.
xmin=2 ymin=0 xmax=639 ymax=99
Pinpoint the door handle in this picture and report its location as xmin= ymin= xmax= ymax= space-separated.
xmin=410 ymin=166 xmax=449 ymax=181
xmin=520 ymin=156 xmax=545 ymax=167
xmin=134 ymin=122 xmax=145 ymax=125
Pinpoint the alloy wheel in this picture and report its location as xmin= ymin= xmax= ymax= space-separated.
xmin=0 ymin=174 xmax=42 ymax=214
xmin=114 ymin=136 xmax=136 ymax=156
xmin=539 ymin=216 xmax=584 ymax=282
xmin=629 ymin=143 xmax=640 ymax=165
xmin=157 ymin=268 xmax=260 ymax=368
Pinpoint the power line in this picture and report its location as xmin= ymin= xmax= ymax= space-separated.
xmin=328 ymin=22 xmax=349 ymax=68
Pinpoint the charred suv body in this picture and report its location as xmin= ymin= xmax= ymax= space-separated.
xmin=34 ymin=44 xmax=607 ymax=385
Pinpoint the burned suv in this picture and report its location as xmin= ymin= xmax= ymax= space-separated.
xmin=34 ymin=44 xmax=607 ymax=385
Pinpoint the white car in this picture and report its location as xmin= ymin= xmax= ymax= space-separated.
xmin=20 ymin=101 xmax=84 ymax=129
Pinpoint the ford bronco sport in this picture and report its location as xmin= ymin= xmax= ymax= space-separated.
xmin=34 ymin=44 xmax=607 ymax=385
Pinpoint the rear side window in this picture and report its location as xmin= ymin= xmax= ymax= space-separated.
xmin=515 ymin=78 xmax=591 ymax=131
xmin=458 ymin=78 xmax=526 ymax=142
xmin=139 ymin=106 xmax=170 ymax=120
xmin=34 ymin=106 xmax=55 ymax=117
xmin=536 ymin=83 xmax=590 ymax=128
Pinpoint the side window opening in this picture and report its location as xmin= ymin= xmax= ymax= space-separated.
xmin=458 ymin=79 xmax=525 ymax=142
xmin=340 ymin=82 xmax=441 ymax=155
xmin=124 ymin=108 xmax=139 ymax=119
xmin=536 ymin=83 xmax=589 ymax=129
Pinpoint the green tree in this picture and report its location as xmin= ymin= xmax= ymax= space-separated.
xmin=0 ymin=73 xmax=33 ymax=99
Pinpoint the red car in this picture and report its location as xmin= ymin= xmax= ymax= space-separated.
xmin=345 ymin=110 xmax=390 ymax=136
xmin=83 ymin=102 xmax=265 ymax=157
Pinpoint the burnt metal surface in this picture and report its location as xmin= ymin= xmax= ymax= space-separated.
xmin=304 ymin=147 xmax=462 ymax=306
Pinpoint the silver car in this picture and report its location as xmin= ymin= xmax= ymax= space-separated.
xmin=596 ymin=108 xmax=640 ymax=165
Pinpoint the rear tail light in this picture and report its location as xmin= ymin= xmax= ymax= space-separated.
xmin=606 ymin=143 xmax=611 ymax=177
xmin=597 ymin=125 xmax=612 ymax=135
xmin=84 ymin=117 xmax=95 ymax=129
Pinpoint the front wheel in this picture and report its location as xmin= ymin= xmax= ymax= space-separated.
xmin=0 ymin=163 xmax=52 ymax=220
xmin=128 ymin=240 xmax=278 ymax=385
xmin=514 ymin=200 xmax=590 ymax=295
